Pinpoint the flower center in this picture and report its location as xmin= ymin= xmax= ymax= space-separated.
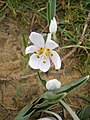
xmin=34 ymin=48 xmax=53 ymax=63
xmin=35 ymin=48 xmax=52 ymax=57
xmin=44 ymin=48 xmax=50 ymax=56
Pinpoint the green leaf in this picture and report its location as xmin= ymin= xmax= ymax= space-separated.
xmin=35 ymin=100 xmax=53 ymax=110
xmin=15 ymin=97 xmax=41 ymax=120
xmin=31 ymin=92 xmax=66 ymax=114
xmin=41 ymin=91 xmax=55 ymax=99
xmin=55 ymin=75 xmax=89 ymax=94
xmin=60 ymin=100 xmax=80 ymax=120
xmin=15 ymin=103 xmax=33 ymax=120
xmin=41 ymin=91 xmax=67 ymax=103
xmin=47 ymin=0 xmax=56 ymax=25
xmin=15 ymin=92 xmax=66 ymax=120
xmin=15 ymin=76 xmax=89 ymax=120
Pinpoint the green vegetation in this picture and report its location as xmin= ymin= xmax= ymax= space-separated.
xmin=0 ymin=0 xmax=90 ymax=119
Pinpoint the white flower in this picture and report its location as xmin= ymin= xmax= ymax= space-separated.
xmin=46 ymin=79 xmax=61 ymax=90
xmin=38 ymin=110 xmax=62 ymax=120
xmin=25 ymin=32 xmax=61 ymax=72
xmin=49 ymin=17 xmax=57 ymax=34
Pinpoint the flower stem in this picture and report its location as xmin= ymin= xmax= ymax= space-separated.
xmin=37 ymin=70 xmax=46 ymax=88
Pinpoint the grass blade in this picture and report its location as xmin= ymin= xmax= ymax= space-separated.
xmin=58 ymin=27 xmax=76 ymax=42
xmin=60 ymin=45 xmax=90 ymax=50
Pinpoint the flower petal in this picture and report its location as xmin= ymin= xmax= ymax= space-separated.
xmin=39 ymin=57 xmax=50 ymax=72
xmin=38 ymin=111 xmax=62 ymax=120
xmin=29 ymin=32 xmax=45 ymax=47
xmin=46 ymin=39 xmax=58 ymax=50
xmin=29 ymin=54 xmax=41 ymax=69
xmin=46 ymin=79 xmax=61 ymax=90
xmin=46 ymin=33 xmax=51 ymax=41
xmin=49 ymin=17 xmax=57 ymax=34
xmin=25 ymin=45 xmax=39 ymax=54
xmin=45 ymin=111 xmax=62 ymax=120
xmin=50 ymin=51 xmax=61 ymax=69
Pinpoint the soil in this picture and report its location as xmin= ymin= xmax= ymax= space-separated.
xmin=0 ymin=18 xmax=90 ymax=120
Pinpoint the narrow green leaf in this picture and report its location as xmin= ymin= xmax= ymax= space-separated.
xmin=15 ymin=97 xmax=41 ymax=120
xmin=47 ymin=0 xmax=56 ymax=25
xmin=15 ymin=103 xmax=32 ymax=120
xmin=47 ymin=1 xmax=50 ymax=25
xmin=55 ymin=75 xmax=89 ymax=94
xmin=21 ymin=4 xmax=47 ymax=20
xmin=60 ymin=100 xmax=80 ymax=120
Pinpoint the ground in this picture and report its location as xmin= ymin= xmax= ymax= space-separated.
xmin=0 ymin=0 xmax=90 ymax=120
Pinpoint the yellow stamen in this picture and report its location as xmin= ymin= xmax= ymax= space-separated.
xmin=36 ymin=55 xmax=39 ymax=58
xmin=43 ymin=61 xmax=46 ymax=64
xmin=51 ymin=53 xmax=53 ymax=56
xmin=37 ymin=47 xmax=44 ymax=55
xmin=44 ymin=48 xmax=50 ymax=56
xmin=34 ymin=51 xmax=37 ymax=54
xmin=35 ymin=48 xmax=52 ymax=58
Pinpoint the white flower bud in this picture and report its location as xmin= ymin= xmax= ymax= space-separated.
xmin=46 ymin=79 xmax=61 ymax=90
xmin=49 ymin=17 xmax=57 ymax=34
